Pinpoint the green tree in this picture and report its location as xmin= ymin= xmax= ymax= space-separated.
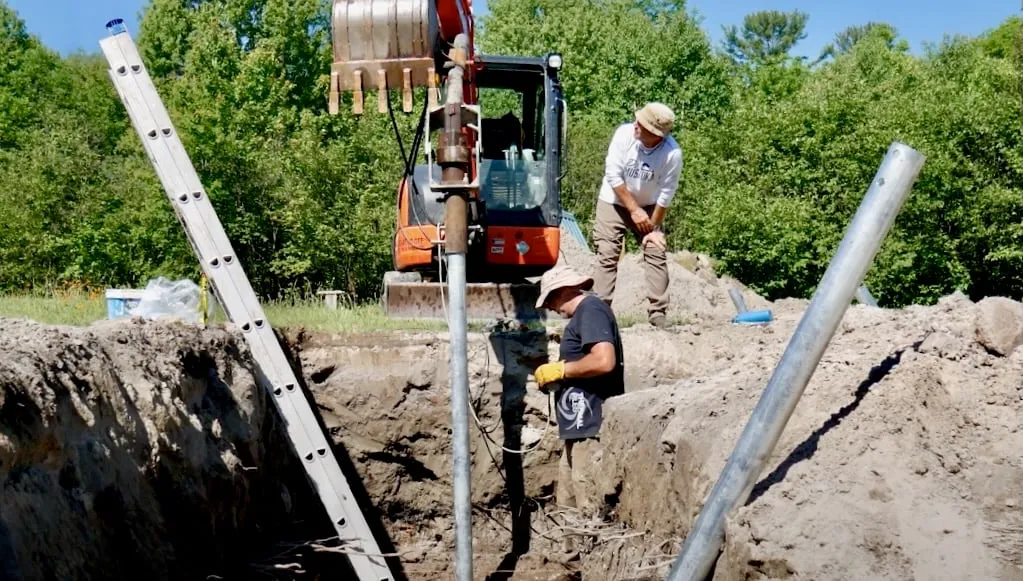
xmin=479 ymin=0 xmax=732 ymax=124
xmin=722 ymin=10 xmax=809 ymax=65
xmin=818 ymin=22 xmax=906 ymax=61
xmin=975 ymin=15 xmax=1021 ymax=60
xmin=681 ymin=28 xmax=1023 ymax=305
xmin=1 ymin=0 xmax=1022 ymax=309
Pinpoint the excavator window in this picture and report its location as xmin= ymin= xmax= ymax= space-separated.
xmin=405 ymin=55 xmax=562 ymax=229
xmin=477 ymin=83 xmax=547 ymax=211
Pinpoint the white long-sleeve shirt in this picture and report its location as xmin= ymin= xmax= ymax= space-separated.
xmin=598 ymin=122 xmax=683 ymax=208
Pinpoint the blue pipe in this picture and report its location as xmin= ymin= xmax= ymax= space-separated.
xmin=732 ymin=309 xmax=772 ymax=325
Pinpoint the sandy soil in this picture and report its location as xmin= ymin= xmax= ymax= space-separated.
xmin=285 ymin=287 xmax=1023 ymax=580
xmin=4 ymin=245 xmax=1023 ymax=580
xmin=557 ymin=223 xmax=769 ymax=323
xmin=0 ymin=317 xmax=345 ymax=581
xmin=568 ymin=292 xmax=1023 ymax=580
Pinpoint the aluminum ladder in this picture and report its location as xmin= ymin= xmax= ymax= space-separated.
xmin=99 ymin=20 xmax=395 ymax=581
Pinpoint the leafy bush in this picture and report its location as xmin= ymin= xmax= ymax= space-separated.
xmin=0 ymin=1 xmax=1019 ymax=309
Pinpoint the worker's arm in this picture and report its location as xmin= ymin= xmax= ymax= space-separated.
xmin=651 ymin=205 xmax=667 ymax=228
xmin=534 ymin=342 xmax=617 ymax=388
xmin=605 ymin=125 xmax=654 ymax=234
xmin=533 ymin=304 xmax=620 ymax=389
xmin=643 ymin=149 xmax=683 ymax=249
xmin=564 ymin=343 xmax=616 ymax=377
xmin=652 ymin=149 xmax=683 ymax=225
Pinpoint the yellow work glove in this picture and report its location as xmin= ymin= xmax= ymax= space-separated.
xmin=534 ymin=361 xmax=566 ymax=392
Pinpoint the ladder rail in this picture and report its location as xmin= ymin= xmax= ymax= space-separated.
xmin=99 ymin=22 xmax=396 ymax=581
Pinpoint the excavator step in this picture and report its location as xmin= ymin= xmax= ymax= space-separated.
xmin=383 ymin=273 xmax=545 ymax=321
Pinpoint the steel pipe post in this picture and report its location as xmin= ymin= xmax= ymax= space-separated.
xmin=666 ymin=142 xmax=925 ymax=581
xmin=446 ymin=251 xmax=473 ymax=581
xmin=728 ymin=288 xmax=748 ymax=314
xmin=442 ymin=32 xmax=474 ymax=581
xmin=855 ymin=285 xmax=879 ymax=307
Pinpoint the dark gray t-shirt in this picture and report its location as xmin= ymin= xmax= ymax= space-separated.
xmin=554 ymin=295 xmax=625 ymax=440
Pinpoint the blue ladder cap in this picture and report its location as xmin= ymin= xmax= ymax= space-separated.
xmin=106 ymin=19 xmax=126 ymax=35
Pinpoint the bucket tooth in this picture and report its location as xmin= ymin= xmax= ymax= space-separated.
xmin=383 ymin=281 xmax=544 ymax=321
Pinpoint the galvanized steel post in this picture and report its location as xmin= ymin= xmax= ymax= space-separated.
xmin=666 ymin=142 xmax=925 ymax=581
xmin=440 ymin=33 xmax=475 ymax=581
xmin=728 ymin=287 xmax=748 ymax=314
xmin=855 ymin=285 xmax=880 ymax=307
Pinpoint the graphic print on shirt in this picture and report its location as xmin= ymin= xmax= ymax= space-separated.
xmin=557 ymin=387 xmax=593 ymax=430
xmin=624 ymin=159 xmax=655 ymax=182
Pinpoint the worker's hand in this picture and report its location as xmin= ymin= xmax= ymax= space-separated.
xmin=533 ymin=361 xmax=566 ymax=393
xmin=630 ymin=208 xmax=654 ymax=234
xmin=642 ymin=230 xmax=667 ymax=252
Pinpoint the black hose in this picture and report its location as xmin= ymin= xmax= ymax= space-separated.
xmin=386 ymin=90 xmax=434 ymax=251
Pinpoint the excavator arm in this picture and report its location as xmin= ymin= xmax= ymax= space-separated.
xmin=326 ymin=6 xmax=564 ymax=579
xmin=330 ymin=5 xmax=486 ymax=581
xmin=328 ymin=0 xmax=566 ymax=324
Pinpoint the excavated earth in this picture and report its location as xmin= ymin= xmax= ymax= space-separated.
xmin=3 ymin=250 xmax=1023 ymax=580
xmin=0 ymin=318 xmax=353 ymax=580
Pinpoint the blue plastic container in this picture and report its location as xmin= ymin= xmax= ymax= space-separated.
xmin=732 ymin=309 xmax=773 ymax=325
xmin=105 ymin=289 xmax=145 ymax=319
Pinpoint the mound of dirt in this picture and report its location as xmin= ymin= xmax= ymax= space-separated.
xmin=285 ymin=291 xmax=1023 ymax=580
xmin=557 ymin=222 xmax=769 ymax=323
xmin=564 ymin=292 xmax=1023 ymax=580
xmin=0 ymin=317 xmax=336 ymax=581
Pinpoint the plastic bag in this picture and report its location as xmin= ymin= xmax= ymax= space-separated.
xmin=131 ymin=277 xmax=202 ymax=323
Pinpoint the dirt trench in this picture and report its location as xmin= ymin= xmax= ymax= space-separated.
xmin=285 ymin=292 xmax=1023 ymax=581
xmin=4 ymin=288 xmax=1023 ymax=581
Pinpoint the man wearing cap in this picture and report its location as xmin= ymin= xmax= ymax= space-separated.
xmin=592 ymin=102 xmax=683 ymax=328
xmin=532 ymin=264 xmax=625 ymax=522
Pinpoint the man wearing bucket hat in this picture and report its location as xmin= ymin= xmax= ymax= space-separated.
xmin=592 ymin=101 xmax=682 ymax=328
xmin=532 ymin=264 xmax=624 ymax=523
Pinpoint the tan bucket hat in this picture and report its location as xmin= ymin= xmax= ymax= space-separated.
xmin=535 ymin=264 xmax=594 ymax=309
xmin=635 ymin=102 xmax=675 ymax=137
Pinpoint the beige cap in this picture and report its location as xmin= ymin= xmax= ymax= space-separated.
xmin=635 ymin=102 xmax=675 ymax=137
xmin=535 ymin=264 xmax=594 ymax=309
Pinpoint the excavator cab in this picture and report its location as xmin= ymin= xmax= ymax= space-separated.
xmin=396 ymin=55 xmax=564 ymax=273
xmin=329 ymin=0 xmax=566 ymax=320
xmin=474 ymin=55 xmax=564 ymax=278
xmin=386 ymin=54 xmax=565 ymax=319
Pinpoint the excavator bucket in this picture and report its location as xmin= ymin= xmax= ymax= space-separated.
xmin=328 ymin=0 xmax=440 ymax=115
xmin=382 ymin=273 xmax=546 ymax=322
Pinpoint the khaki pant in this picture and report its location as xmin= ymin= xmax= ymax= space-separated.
xmin=556 ymin=438 xmax=599 ymax=555
xmin=592 ymin=200 xmax=669 ymax=318
xmin=556 ymin=438 xmax=598 ymax=516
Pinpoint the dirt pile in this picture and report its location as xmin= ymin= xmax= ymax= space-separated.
xmin=565 ymin=292 xmax=1023 ymax=580
xmin=0 ymin=318 xmax=337 ymax=581
xmin=557 ymin=223 xmax=769 ymax=323
xmin=286 ymin=291 xmax=1023 ymax=580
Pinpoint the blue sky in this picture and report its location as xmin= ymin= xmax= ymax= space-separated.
xmin=7 ymin=0 xmax=1020 ymax=59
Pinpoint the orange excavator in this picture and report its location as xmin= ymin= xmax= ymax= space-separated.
xmin=328 ymin=0 xmax=566 ymax=320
